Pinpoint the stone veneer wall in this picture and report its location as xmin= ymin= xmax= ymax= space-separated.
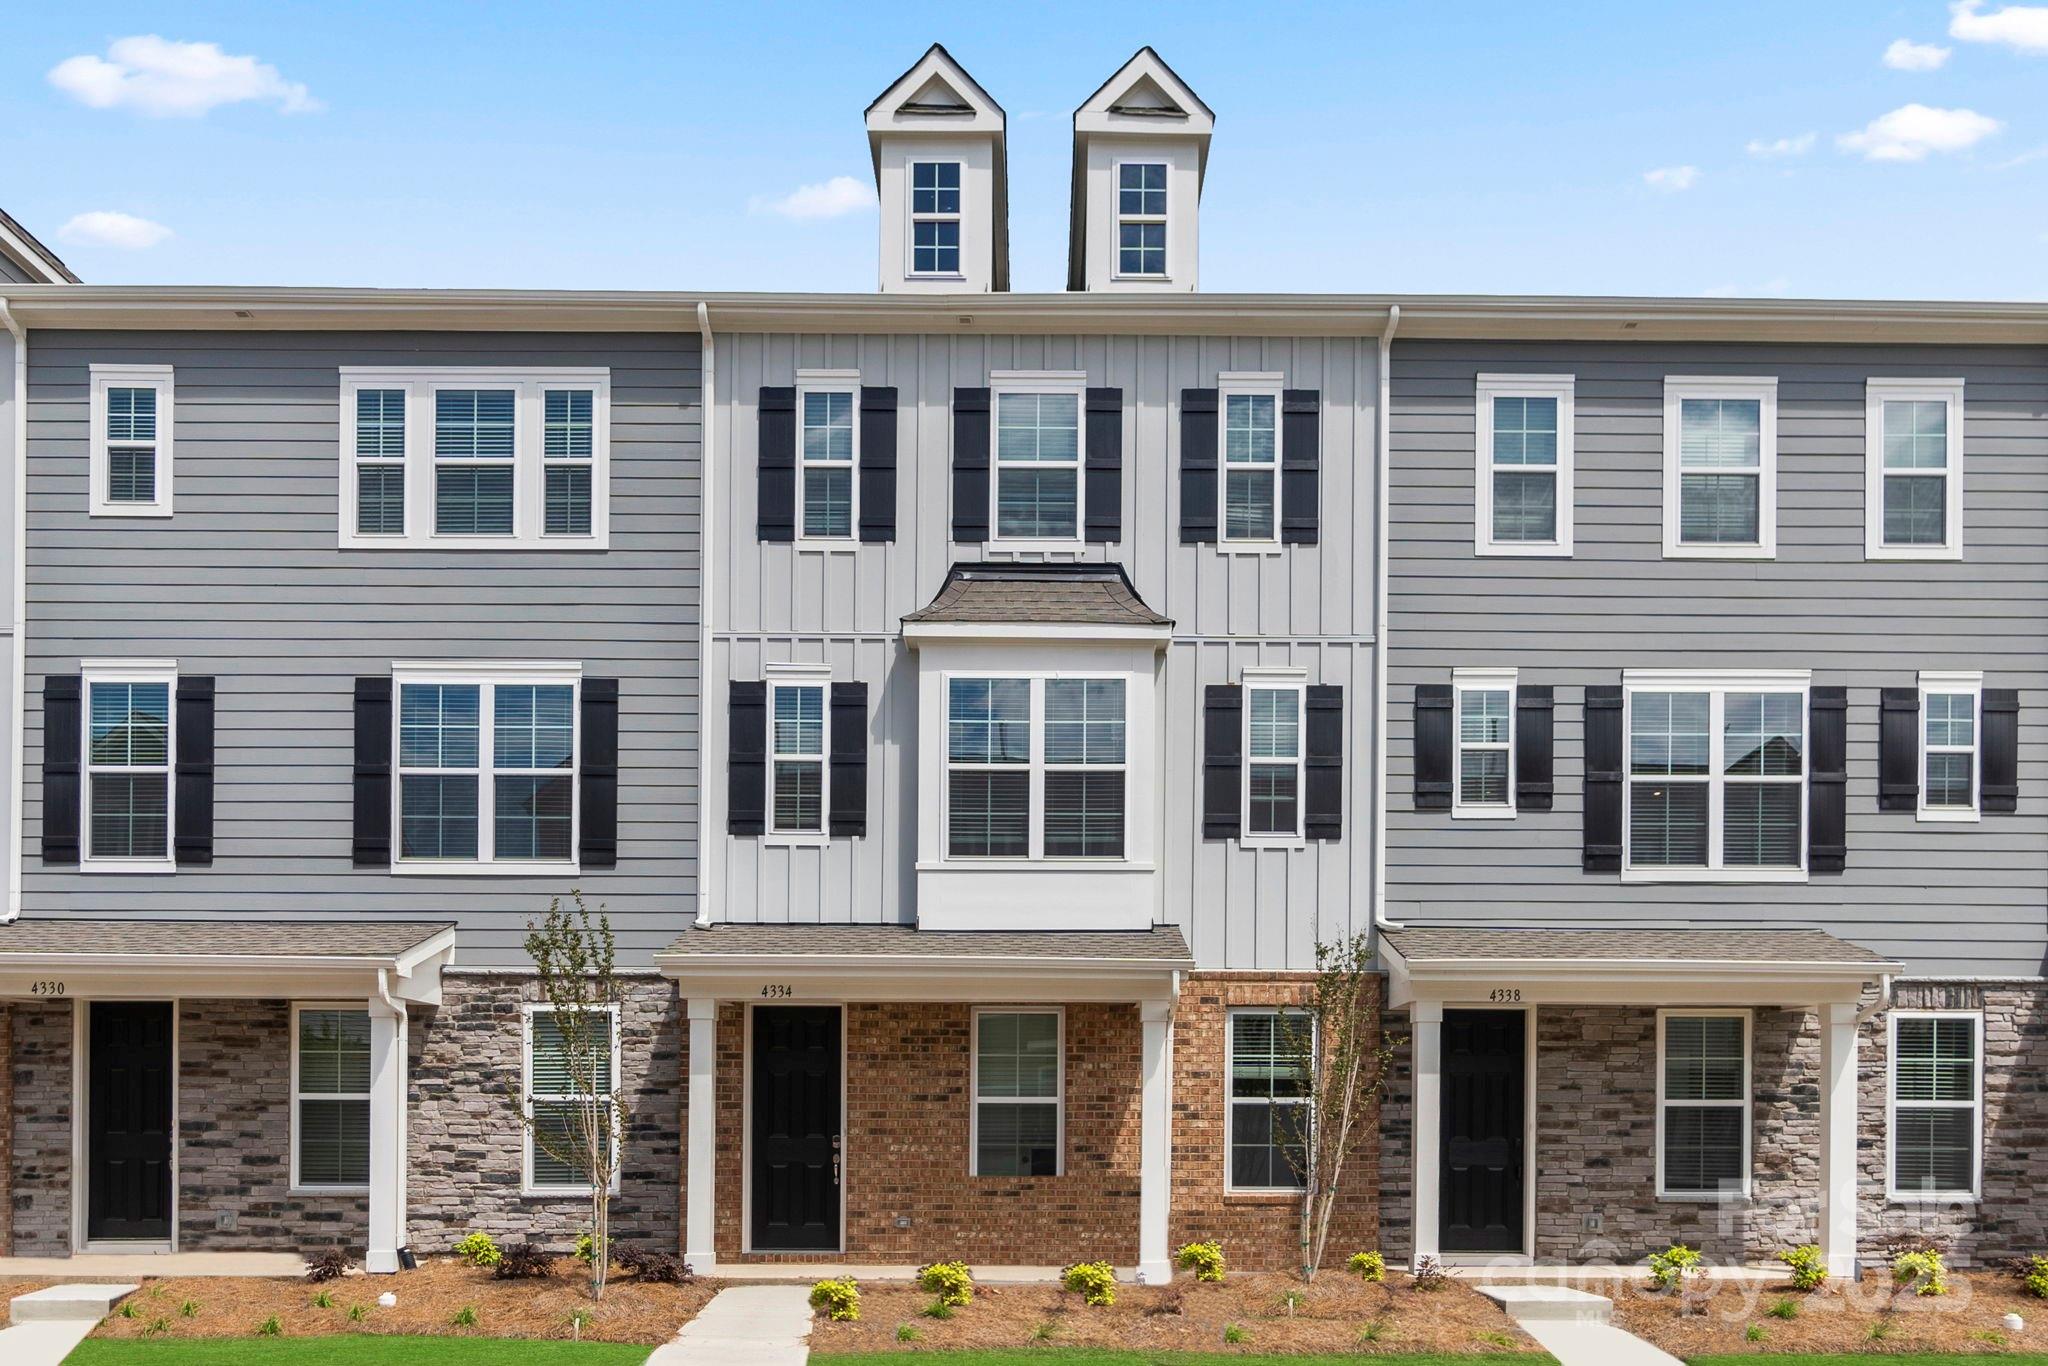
xmin=9 ymin=999 xmax=71 ymax=1254
xmin=1 ymin=1004 xmax=12 ymax=1255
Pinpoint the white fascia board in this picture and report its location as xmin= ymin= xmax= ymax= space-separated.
xmin=656 ymin=958 xmax=1185 ymax=1004
xmin=901 ymin=621 xmax=1172 ymax=647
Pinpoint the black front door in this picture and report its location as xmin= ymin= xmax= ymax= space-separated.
xmin=750 ymin=1006 xmax=841 ymax=1251
xmin=1441 ymin=1009 xmax=1525 ymax=1254
xmin=88 ymin=1001 xmax=174 ymax=1242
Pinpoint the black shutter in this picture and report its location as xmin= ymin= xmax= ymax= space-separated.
xmin=1983 ymin=688 xmax=2019 ymax=814
xmin=728 ymin=681 xmax=767 ymax=836
xmin=352 ymin=678 xmax=393 ymax=867
xmin=1808 ymin=686 xmax=1846 ymax=875
xmin=579 ymin=679 xmax=619 ymax=869
xmin=1515 ymin=685 xmax=1554 ymax=812
xmin=829 ymin=682 xmax=868 ymax=837
xmin=1202 ymin=684 xmax=1242 ymax=840
xmin=757 ymin=386 xmax=796 ymax=543
xmin=1179 ymin=388 xmax=1219 ymax=543
xmin=41 ymin=675 xmax=82 ymax=866
xmin=173 ymin=676 xmax=215 ymax=866
xmin=951 ymin=387 xmax=991 ymax=543
xmin=1281 ymin=388 xmax=1321 ymax=545
xmin=1582 ymin=685 xmax=1623 ymax=873
xmin=1879 ymin=688 xmax=1920 ymax=812
xmin=1413 ymin=684 xmax=1452 ymax=812
xmin=1305 ymin=685 xmax=1344 ymax=841
xmin=857 ymin=387 xmax=898 ymax=543
xmin=1084 ymin=387 xmax=1123 ymax=543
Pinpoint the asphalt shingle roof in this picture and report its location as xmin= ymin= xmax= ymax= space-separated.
xmin=0 ymin=919 xmax=454 ymax=959
xmin=903 ymin=562 xmax=1170 ymax=627
xmin=1382 ymin=927 xmax=1893 ymax=966
xmin=661 ymin=922 xmax=1192 ymax=964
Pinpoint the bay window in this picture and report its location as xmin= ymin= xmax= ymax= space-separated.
xmin=1625 ymin=672 xmax=1807 ymax=880
xmin=945 ymin=674 xmax=1125 ymax=861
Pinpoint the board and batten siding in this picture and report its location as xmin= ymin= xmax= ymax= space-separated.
xmin=710 ymin=332 xmax=1380 ymax=971
xmin=1388 ymin=340 xmax=2048 ymax=979
xmin=21 ymin=330 xmax=701 ymax=967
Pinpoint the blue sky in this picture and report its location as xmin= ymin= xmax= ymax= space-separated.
xmin=5 ymin=1 xmax=2046 ymax=298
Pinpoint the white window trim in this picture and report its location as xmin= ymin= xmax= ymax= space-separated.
xmin=1111 ymin=158 xmax=1170 ymax=282
xmin=1866 ymin=378 xmax=1965 ymax=562
xmin=1662 ymin=376 xmax=1778 ymax=560
xmin=338 ymin=367 xmax=611 ymax=551
xmin=941 ymin=668 xmax=1132 ymax=865
xmin=1240 ymin=666 xmax=1307 ymax=846
xmin=1655 ymin=1007 xmax=1752 ymax=1202
xmin=80 ymin=657 xmax=179 ymax=873
xmin=987 ymin=371 xmax=1089 ymax=550
xmin=1621 ymin=668 xmax=1811 ymax=884
xmin=1452 ymin=666 xmax=1518 ymax=820
xmin=907 ymin=159 xmax=965 ymax=280
xmin=521 ymin=1001 xmax=622 ymax=1197
xmin=1225 ymin=1007 xmax=1313 ymax=1195
xmin=794 ymin=371 xmax=861 ymax=546
xmin=968 ymin=1006 xmax=1065 ymax=1177
xmin=1886 ymin=1008 xmax=1983 ymax=1204
xmin=1217 ymin=372 xmax=1285 ymax=552
xmin=289 ymin=1002 xmax=372 ymax=1194
xmin=89 ymin=364 xmax=174 ymax=518
xmin=1918 ymin=669 xmax=1983 ymax=824
xmin=766 ymin=662 xmax=832 ymax=845
xmin=389 ymin=660 xmax=582 ymax=875
xmin=1475 ymin=374 xmax=1574 ymax=556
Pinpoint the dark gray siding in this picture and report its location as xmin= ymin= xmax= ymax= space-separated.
xmin=0 ymin=252 xmax=39 ymax=285
xmin=1389 ymin=340 xmax=2048 ymax=979
xmin=21 ymin=330 xmax=700 ymax=966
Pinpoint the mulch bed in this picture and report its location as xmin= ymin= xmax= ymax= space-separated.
xmin=1616 ymin=1269 xmax=2045 ymax=1358
xmin=808 ymin=1272 xmax=1544 ymax=1355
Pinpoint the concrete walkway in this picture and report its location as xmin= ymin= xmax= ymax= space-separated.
xmin=1477 ymin=1283 xmax=1682 ymax=1366
xmin=648 ymin=1283 xmax=813 ymax=1366
xmin=2 ymin=1283 xmax=139 ymax=1366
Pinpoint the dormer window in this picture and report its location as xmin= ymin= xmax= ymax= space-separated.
xmin=1116 ymin=163 xmax=1167 ymax=277
xmin=911 ymin=161 xmax=962 ymax=276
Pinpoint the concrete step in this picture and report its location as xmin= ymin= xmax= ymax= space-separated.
xmin=1520 ymin=1318 xmax=1684 ymax=1366
xmin=1474 ymin=1282 xmax=1613 ymax=1323
xmin=10 ymin=1282 xmax=139 ymax=1324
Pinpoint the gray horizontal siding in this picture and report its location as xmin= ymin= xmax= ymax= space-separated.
xmin=1389 ymin=340 xmax=2048 ymax=978
xmin=21 ymin=331 xmax=701 ymax=967
xmin=0 ymin=253 xmax=35 ymax=285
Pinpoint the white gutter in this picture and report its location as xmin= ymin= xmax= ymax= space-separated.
xmin=1857 ymin=973 xmax=1895 ymax=1025
xmin=1373 ymin=304 xmax=1401 ymax=933
xmin=695 ymin=302 xmax=717 ymax=929
xmin=1 ymin=298 xmax=24 ymax=925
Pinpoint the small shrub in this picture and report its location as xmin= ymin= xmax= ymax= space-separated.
xmin=1767 ymin=1297 xmax=1800 ymax=1320
xmin=1031 ymin=1320 xmax=1058 ymax=1342
xmin=1145 ymin=1286 xmax=1186 ymax=1317
xmin=918 ymin=1259 xmax=974 ymax=1307
xmin=143 ymin=1317 xmax=170 ymax=1337
xmin=258 ymin=1316 xmax=282 ymax=1337
xmin=1176 ymin=1239 xmax=1226 ymax=1284
xmin=919 ymin=1298 xmax=955 ymax=1321
xmin=1348 ymin=1249 xmax=1388 ymax=1283
xmin=1973 ymin=1329 xmax=2009 ymax=1347
xmin=1275 ymin=1288 xmax=1306 ymax=1316
xmin=305 ymin=1249 xmax=351 ymax=1284
xmin=1776 ymin=1243 xmax=1828 ymax=1292
xmin=1411 ymin=1255 xmax=1449 ymax=1292
xmin=453 ymin=1232 xmax=502 ymax=1268
xmin=810 ymin=1277 xmax=861 ymax=1322
xmin=1746 ymin=1324 xmax=1768 ymax=1344
xmin=1869 ymin=1318 xmax=1895 ymax=1342
xmin=1477 ymin=1329 xmax=1515 ymax=1348
xmin=311 ymin=1290 xmax=334 ymax=1309
xmin=494 ymin=1242 xmax=556 ymax=1280
xmin=569 ymin=1309 xmax=593 ymax=1334
xmin=116 ymin=1301 xmax=139 ymax=1319
xmin=1223 ymin=1323 xmax=1248 ymax=1344
xmin=1647 ymin=1243 xmax=1704 ymax=1292
xmin=178 ymin=1299 xmax=199 ymax=1318
xmin=1358 ymin=1321 xmax=1385 ymax=1345
xmin=625 ymin=1250 xmax=694 ymax=1285
xmin=347 ymin=1303 xmax=369 ymax=1323
xmin=2013 ymin=1254 xmax=2048 ymax=1299
xmin=1062 ymin=1260 xmax=1117 ymax=1308
xmin=575 ymin=1231 xmax=601 ymax=1265
xmin=451 ymin=1305 xmax=478 ymax=1329
xmin=1893 ymin=1247 xmax=1949 ymax=1297
xmin=895 ymin=1323 xmax=922 ymax=1344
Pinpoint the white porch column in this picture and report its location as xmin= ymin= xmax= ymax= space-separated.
xmin=365 ymin=996 xmax=406 ymax=1275
xmin=685 ymin=998 xmax=719 ymax=1274
xmin=1819 ymin=1001 xmax=1860 ymax=1279
xmin=1409 ymin=1001 xmax=1444 ymax=1270
xmin=1137 ymin=998 xmax=1174 ymax=1285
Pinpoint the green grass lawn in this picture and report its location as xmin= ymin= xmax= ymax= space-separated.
xmin=65 ymin=1338 xmax=651 ymax=1365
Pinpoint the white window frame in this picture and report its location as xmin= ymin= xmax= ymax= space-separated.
xmin=338 ymin=368 xmax=611 ymax=550
xmin=1886 ymin=1009 xmax=1983 ymax=1203
xmin=89 ymin=364 xmax=174 ymax=518
xmin=968 ymin=1006 xmax=1065 ymax=1178
xmin=1621 ymin=669 xmax=1811 ymax=884
xmin=1655 ymin=1008 xmax=1752 ymax=1201
xmin=80 ymin=658 xmax=179 ymax=873
xmin=1475 ymin=374 xmax=1573 ymax=556
xmin=1662 ymin=376 xmax=1778 ymax=560
xmin=1452 ymin=666 xmax=1517 ymax=819
xmin=390 ymin=661 xmax=582 ymax=875
xmin=1225 ymin=1007 xmax=1314 ymax=1195
xmin=1217 ymin=372 xmax=1285 ymax=551
xmin=794 ymin=371 xmax=861 ymax=545
xmin=1241 ymin=667 xmax=1307 ymax=845
xmin=941 ymin=670 xmax=1130 ymax=864
xmin=1917 ymin=669 xmax=1982 ymax=824
xmin=908 ymin=159 xmax=964 ymax=279
xmin=987 ymin=371 xmax=1088 ymax=550
xmin=1111 ymin=159 xmax=1170 ymax=281
xmin=521 ymin=1001 xmax=622 ymax=1197
xmin=766 ymin=663 xmax=831 ymax=844
xmin=1866 ymin=378 xmax=1965 ymax=562
xmin=289 ymin=1002 xmax=372 ymax=1194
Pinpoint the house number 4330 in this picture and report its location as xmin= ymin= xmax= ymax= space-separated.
xmin=31 ymin=980 xmax=67 ymax=996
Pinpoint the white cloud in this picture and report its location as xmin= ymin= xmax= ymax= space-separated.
xmin=1950 ymin=0 xmax=2048 ymax=52
xmin=1643 ymin=165 xmax=1701 ymax=191
xmin=1884 ymin=38 xmax=1953 ymax=69
xmin=1838 ymin=104 xmax=2002 ymax=160
xmin=748 ymin=175 xmax=875 ymax=220
xmin=1746 ymin=133 xmax=1817 ymax=157
xmin=48 ymin=35 xmax=319 ymax=118
xmin=57 ymin=211 xmax=173 ymax=250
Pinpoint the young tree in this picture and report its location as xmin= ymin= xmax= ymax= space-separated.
xmin=521 ymin=894 xmax=623 ymax=1301
xmin=1281 ymin=932 xmax=1400 ymax=1282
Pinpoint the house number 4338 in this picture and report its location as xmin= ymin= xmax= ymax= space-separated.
xmin=1488 ymin=987 xmax=1522 ymax=1003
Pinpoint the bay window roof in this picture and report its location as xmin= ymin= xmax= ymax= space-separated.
xmin=902 ymin=561 xmax=1170 ymax=632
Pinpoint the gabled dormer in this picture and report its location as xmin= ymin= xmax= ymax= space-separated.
xmin=866 ymin=44 xmax=1008 ymax=294
xmin=1067 ymin=48 xmax=1213 ymax=293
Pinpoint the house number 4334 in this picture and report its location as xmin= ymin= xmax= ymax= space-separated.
xmin=759 ymin=984 xmax=793 ymax=999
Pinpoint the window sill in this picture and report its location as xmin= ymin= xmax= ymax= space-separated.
xmin=1452 ymin=807 xmax=1517 ymax=821
xmin=1620 ymin=869 xmax=1806 ymax=885
xmin=983 ymin=540 xmax=1088 ymax=555
xmin=290 ymin=1185 xmax=370 ymax=1197
xmin=1223 ymin=1188 xmax=1302 ymax=1203
xmin=79 ymin=860 xmax=178 ymax=875
xmin=1916 ymin=808 xmax=1981 ymax=824
xmin=390 ymin=861 xmax=582 ymax=878
xmin=521 ymin=1184 xmax=620 ymax=1199
xmin=1475 ymin=542 xmax=1573 ymax=558
xmin=1656 ymin=1191 xmax=1750 ymax=1204
xmin=794 ymin=541 xmax=862 ymax=553
xmin=907 ymin=273 xmax=967 ymax=283
xmin=1217 ymin=542 xmax=1284 ymax=556
xmin=917 ymin=859 xmax=1156 ymax=874
xmin=1866 ymin=547 xmax=1963 ymax=563
xmin=1661 ymin=545 xmax=1776 ymax=561
xmin=1111 ymin=274 xmax=1175 ymax=284
xmin=340 ymin=537 xmax=609 ymax=552
xmin=764 ymin=833 xmax=832 ymax=848
xmin=89 ymin=505 xmax=174 ymax=519
xmin=1240 ymin=835 xmax=1307 ymax=850
xmin=1888 ymin=1192 xmax=1977 ymax=1205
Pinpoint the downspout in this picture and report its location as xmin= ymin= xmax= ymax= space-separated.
xmin=372 ymin=966 xmax=411 ymax=1269
xmin=1857 ymin=973 xmax=1894 ymax=1025
xmin=1 ymin=299 xmax=24 ymax=925
xmin=1373 ymin=305 xmax=1402 ymax=932
xmin=695 ymin=303 xmax=717 ymax=929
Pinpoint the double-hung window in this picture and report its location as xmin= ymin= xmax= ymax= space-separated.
xmin=1867 ymin=379 xmax=1964 ymax=560
xmin=1475 ymin=374 xmax=1573 ymax=554
xmin=797 ymin=378 xmax=858 ymax=539
xmin=525 ymin=1004 xmax=619 ymax=1194
xmin=293 ymin=1006 xmax=371 ymax=1190
xmin=1658 ymin=1010 xmax=1750 ymax=1199
xmin=991 ymin=374 xmax=1083 ymax=543
xmin=1920 ymin=670 xmax=1981 ymax=822
xmin=1453 ymin=667 xmax=1515 ymax=818
xmin=946 ymin=675 xmax=1125 ymax=861
xmin=83 ymin=661 xmax=175 ymax=869
xmin=1228 ymin=1010 xmax=1311 ymax=1192
xmin=395 ymin=665 xmax=579 ymax=870
xmin=1244 ymin=672 xmax=1304 ymax=841
xmin=1115 ymin=162 xmax=1167 ymax=277
xmin=972 ymin=1009 xmax=1061 ymax=1176
xmin=769 ymin=669 xmax=828 ymax=837
xmin=1624 ymin=672 xmax=1807 ymax=880
xmin=1663 ymin=377 xmax=1777 ymax=558
xmin=1888 ymin=1011 xmax=1981 ymax=1200
xmin=89 ymin=364 xmax=173 ymax=517
xmin=1219 ymin=375 xmax=1281 ymax=545
xmin=910 ymin=161 xmax=962 ymax=276
xmin=339 ymin=369 xmax=610 ymax=548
